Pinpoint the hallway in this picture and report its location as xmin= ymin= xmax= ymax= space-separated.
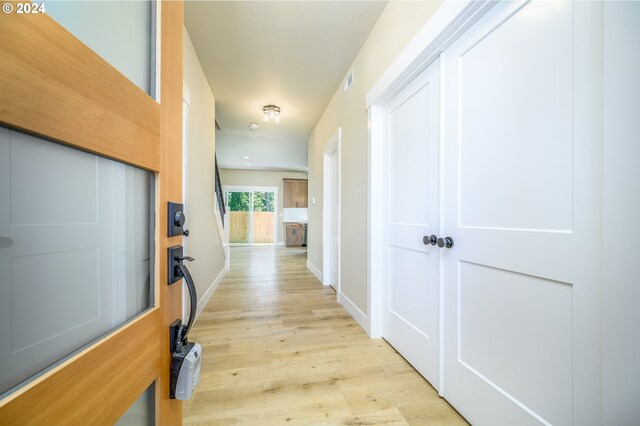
xmin=183 ymin=247 xmax=466 ymax=425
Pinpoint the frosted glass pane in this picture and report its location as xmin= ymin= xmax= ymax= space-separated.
xmin=0 ymin=127 xmax=154 ymax=395
xmin=116 ymin=383 xmax=154 ymax=425
xmin=43 ymin=0 xmax=153 ymax=94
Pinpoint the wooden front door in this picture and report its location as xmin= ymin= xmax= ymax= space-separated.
xmin=0 ymin=2 xmax=184 ymax=424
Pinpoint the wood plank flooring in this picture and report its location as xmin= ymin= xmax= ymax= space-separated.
xmin=183 ymin=246 xmax=467 ymax=425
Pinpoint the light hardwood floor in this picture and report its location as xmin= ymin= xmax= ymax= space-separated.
xmin=183 ymin=246 xmax=467 ymax=425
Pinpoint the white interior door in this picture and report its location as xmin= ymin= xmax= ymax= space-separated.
xmin=329 ymin=150 xmax=339 ymax=289
xmin=441 ymin=2 xmax=601 ymax=425
xmin=382 ymin=59 xmax=440 ymax=385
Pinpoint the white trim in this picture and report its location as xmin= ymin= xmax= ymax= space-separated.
xmin=182 ymin=81 xmax=191 ymax=107
xmin=223 ymin=184 xmax=278 ymax=193
xmin=367 ymin=106 xmax=384 ymax=338
xmin=193 ymin=265 xmax=227 ymax=322
xmin=276 ymin=242 xmax=285 ymax=247
xmin=224 ymin=211 xmax=230 ymax=270
xmin=214 ymin=209 xmax=226 ymax=247
xmin=340 ymin=292 xmax=370 ymax=335
xmin=322 ymin=128 xmax=341 ymax=296
xmin=306 ymin=260 xmax=323 ymax=283
xmin=181 ymin=82 xmax=190 ymax=323
xmin=213 ymin=207 xmax=229 ymax=272
xmin=366 ymin=0 xmax=495 ymax=108
xmin=366 ymin=1 xmax=496 ymax=338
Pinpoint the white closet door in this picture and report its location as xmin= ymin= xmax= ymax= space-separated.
xmin=381 ymin=59 xmax=440 ymax=385
xmin=441 ymin=1 xmax=602 ymax=425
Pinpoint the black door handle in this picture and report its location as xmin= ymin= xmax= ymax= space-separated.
xmin=167 ymin=246 xmax=198 ymax=347
xmin=423 ymin=235 xmax=437 ymax=246
xmin=436 ymin=237 xmax=454 ymax=249
xmin=176 ymin=263 xmax=198 ymax=347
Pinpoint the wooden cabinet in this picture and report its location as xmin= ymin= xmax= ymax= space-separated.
xmin=296 ymin=180 xmax=308 ymax=208
xmin=284 ymin=179 xmax=297 ymax=208
xmin=283 ymin=179 xmax=308 ymax=208
xmin=285 ymin=223 xmax=304 ymax=247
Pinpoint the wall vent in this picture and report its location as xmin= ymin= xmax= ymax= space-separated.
xmin=343 ymin=71 xmax=354 ymax=92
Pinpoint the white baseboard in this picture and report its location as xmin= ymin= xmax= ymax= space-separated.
xmin=276 ymin=242 xmax=285 ymax=247
xmin=194 ymin=265 xmax=227 ymax=321
xmin=339 ymin=291 xmax=370 ymax=335
xmin=306 ymin=260 xmax=323 ymax=282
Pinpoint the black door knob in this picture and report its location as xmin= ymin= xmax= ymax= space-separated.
xmin=437 ymin=237 xmax=454 ymax=249
xmin=423 ymin=235 xmax=438 ymax=246
xmin=174 ymin=211 xmax=186 ymax=227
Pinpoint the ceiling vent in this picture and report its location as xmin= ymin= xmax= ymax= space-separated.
xmin=343 ymin=71 xmax=354 ymax=92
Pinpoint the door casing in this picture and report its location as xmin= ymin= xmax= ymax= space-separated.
xmin=322 ymin=128 xmax=341 ymax=296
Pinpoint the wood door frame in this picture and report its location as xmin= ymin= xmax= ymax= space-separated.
xmin=322 ymin=128 xmax=341 ymax=298
xmin=0 ymin=2 xmax=184 ymax=424
xmin=157 ymin=2 xmax=184 ymax=423
xmin=366 ymin=0 xmax=495 ymax=342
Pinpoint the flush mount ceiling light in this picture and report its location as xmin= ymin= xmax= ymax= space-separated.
xmin=249 ymin=122 xmax=259 ymax=130
xmin=262 ymin=104 xmax=281 ymax=123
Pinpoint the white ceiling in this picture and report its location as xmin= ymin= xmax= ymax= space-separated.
xmin=184 ymin=1 xmax=387 ymax=171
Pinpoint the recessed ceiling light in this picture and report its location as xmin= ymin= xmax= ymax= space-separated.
xmin=249 ymin=122 xmax=259 ymax=130
xmin=243 ymin=156 xmax=250 ymax=159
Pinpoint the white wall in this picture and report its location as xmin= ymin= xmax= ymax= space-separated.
xmin=307 ymin=1 xmax=442 ymax=315
xmin=603 ymin=2 xmax=640 ymax=424
xmin=219 ymin=169 xmax=308 ymax=244
xmin=183 ymin=28 xmax=227 ymax=318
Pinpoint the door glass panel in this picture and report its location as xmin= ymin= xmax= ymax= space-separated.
xmin=43 ymin=0 xmax=154 ymax=95
xmin=252 ymin=191 xmax=275 ymax=244
xmin=116 ymin=382 xmax=155 ymax=425
xmin=227 ymin=192 xmax=250 ymax=244
xmin=0 ymin=127 xmax=154 ymax=396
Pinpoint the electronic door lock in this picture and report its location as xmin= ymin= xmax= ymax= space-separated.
xmin=170 ymin=340 xmax=201 ymax=400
